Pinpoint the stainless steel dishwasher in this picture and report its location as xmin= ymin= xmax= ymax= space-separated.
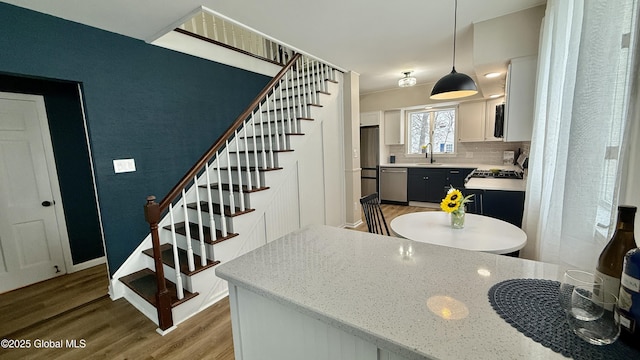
xmin=379 ymin=167 xmax=407 ymax=203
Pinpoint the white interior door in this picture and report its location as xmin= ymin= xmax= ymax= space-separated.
xmin=0 ymin=92 xmax=66 ymax=293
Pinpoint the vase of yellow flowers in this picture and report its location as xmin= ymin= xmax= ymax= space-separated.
xmin=440 ymin=186 xmax=474 ymax=229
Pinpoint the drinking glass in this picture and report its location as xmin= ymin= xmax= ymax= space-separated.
xmin=567 ymin=285 xmax=620 ymax=345
xmin=559 ymin=270 xmax=603 ymax=312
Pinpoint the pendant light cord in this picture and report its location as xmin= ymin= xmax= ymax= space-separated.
xmin=452 ymin=0 xmax=458 ymax=70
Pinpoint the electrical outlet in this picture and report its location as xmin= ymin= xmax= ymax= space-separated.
xmin=113 ymin=158 xmax=136 ymax=173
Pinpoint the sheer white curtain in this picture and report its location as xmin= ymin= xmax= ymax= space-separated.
xmin=522 ymin=0 xmax=638 ymax=270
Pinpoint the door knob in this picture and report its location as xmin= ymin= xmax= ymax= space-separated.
xmin=42 ymin=200 xmax=54 ymax=207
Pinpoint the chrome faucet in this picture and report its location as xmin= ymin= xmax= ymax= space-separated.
xmin=425 ymin=142 xmax=435 ymax=164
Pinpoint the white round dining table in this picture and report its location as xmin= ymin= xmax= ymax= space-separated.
xmin=389 ymin=211 xmax=527 ymax=255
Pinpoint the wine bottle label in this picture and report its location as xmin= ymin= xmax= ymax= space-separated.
xmin=622 ymin=272 xmax=640 ymax=292
xmin=596 ymin=270 xmax=621 ymax=298
xmin=618 ymin=287 xmax=633 ymax=311
xmin=619 ymin=312 xmax=635 ymax=332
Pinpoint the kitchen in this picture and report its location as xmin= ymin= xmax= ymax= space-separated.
xmin=358 ymin=7 xmax=541 ymax=228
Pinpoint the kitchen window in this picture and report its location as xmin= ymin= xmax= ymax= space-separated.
xmin=406 ymin=108 xmax=456 ymax=155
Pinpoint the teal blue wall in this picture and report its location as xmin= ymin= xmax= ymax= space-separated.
xmin=0 ymin=3 xmax=271 ymax=275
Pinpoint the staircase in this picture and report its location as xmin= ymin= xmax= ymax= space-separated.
xmin=108 ymin=53 xmax=342 ymax=333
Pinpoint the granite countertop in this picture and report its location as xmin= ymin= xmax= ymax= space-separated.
xmin=215 ymin=225 xmax=565 ymax=360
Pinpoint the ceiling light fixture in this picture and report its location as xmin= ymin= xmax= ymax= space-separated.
xmin=398 ymin=71 xmax=417 ymax=87
xmin=430 ymin=0 xmax=478 ymax=100
xmin=485 ymin=72 xmax=501 ymax=78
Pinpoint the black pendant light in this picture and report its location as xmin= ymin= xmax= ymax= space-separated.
xmin=430 ymin=0 xmax=478 ymax=100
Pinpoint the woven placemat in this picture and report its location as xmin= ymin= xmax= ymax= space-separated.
xmin=488 ymin=279 xmax=640 ymax=360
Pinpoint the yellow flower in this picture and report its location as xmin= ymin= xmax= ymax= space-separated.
xmin=440 ymin=198 xmax=461 ymax=213
xmin=440 ymin=186 xmax=473 ymax=213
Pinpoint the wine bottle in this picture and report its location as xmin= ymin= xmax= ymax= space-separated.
xmin=618 ymin=247 xmax=640 ymax=348
xmin=596 ymin=205 xmax=637 ymax=298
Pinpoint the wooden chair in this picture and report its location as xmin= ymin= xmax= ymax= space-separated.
xmin=360 ymin=192 xmax=390 ymax=236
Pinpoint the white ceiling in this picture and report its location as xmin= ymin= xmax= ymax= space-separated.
xmin=2 ymin=0 xmax=545 ymax=94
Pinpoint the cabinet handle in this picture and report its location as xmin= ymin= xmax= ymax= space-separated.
xmin=450 ymin=171 xmax=460 ymax=174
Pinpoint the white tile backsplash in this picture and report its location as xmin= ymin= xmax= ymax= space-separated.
xmin=387 ymin=141 xmax=530 ymax=165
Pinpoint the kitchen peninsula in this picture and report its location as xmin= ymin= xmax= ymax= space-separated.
xmin=216 ymin=225 xmax=566 ymax=360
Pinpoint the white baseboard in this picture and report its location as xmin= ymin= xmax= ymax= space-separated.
xmin=70 ymin=256 xmax=106 ymax=273
xmin=342 ymin=220 xmax=363 ymax=229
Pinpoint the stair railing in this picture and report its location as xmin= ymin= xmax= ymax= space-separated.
xmin=144 ymin=53 xmax=338 ymax=330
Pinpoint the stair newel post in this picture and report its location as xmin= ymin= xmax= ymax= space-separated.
xmin=214 ymin=151 xmax=228 ymax=237
xmin=169 ymin=204 xmax=185 ymax=300
xmin=181 ymin=189 xmax=196 ymax=272
xmin=144 ymin=196 xmax=173 ymax=330
xmin=193 ymin=175 xmax=207 ymax=267
xmin=224 ymin=140 xmax=236 ymax=214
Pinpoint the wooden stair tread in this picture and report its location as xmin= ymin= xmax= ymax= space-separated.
xmin=162 ymin=222 xmax=238 ymax=245
xmin=227 ymin=149 xmax=294 ymax=154
xmin=186 ymin=201 xmax=255 ymax=217
xmin=119 ymin=269 xmax=198 ymax=308
xmin=219 ymin=166 xmax=283 ymax=172
xmin=262 ymin=104 xmax=322 ymax=113
xmin=256 ymin=117 xmax=314 ymax=124
xmin=199 ymin=183 xmax=270 ymax=193
xmin=142 ymin=244 xmax=220 ymax=276
xmin=240 ymin=133 xmax=304 ymax=139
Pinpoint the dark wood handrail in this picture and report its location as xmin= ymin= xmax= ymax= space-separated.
xmin=174 ymin=28 xmax=289 ymax=67
xmin=158 ymin=52 xmax=302 ymax=210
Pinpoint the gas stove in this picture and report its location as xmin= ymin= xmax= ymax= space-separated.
xmin=469 ymin=169 xmax=523 ymax=179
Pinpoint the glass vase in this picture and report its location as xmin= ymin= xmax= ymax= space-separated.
xmin=451 ymin=207 xmax=465 ymax=229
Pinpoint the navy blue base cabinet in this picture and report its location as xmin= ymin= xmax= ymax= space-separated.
xmin=464 ymin=189 xmax=525 ymax=227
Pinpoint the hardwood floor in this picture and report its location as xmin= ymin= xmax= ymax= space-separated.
xmin=0 ymin=204 xmax=430 ymax=359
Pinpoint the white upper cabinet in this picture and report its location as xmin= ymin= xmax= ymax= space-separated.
xmin=384 ymin=109 xmax=404 ymax=145
xmin=485 ymin=97 xmax=505 ymax=142
xmin=360 ymin=111 xmax=381 ymax=127
xmin=458 ymin=101 xmax=486 ymax=142
xmin=504 ymin=56 xmax=537 ymax=142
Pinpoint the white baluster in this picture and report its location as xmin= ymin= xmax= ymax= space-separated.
xmin=222 ymin=19 xmax=228 ymax=44
xmin=205 ymin=162 xmax=217 ymax=259
xmin=214 ymin=152 xmax=228 ymax=237
xmin=224 ymin=142 xmax=236 ymax=214
xmin=181 ymin=190 xmax=195 ymax=272
xmin=211 ymin=15 xmax=219 ymax=42
xmin=245 ymin=119 xmax=259 ymax=188
xmin=321 ymin=63 xmax=328 ymax=92
xmin=260 ymin=102 xmax=274 ymax=168
xmin=201 ymin=12 xmax=208 ymax=38
xmin=277 ymin=79 xmax=286 ymax=151
xmin=249 ymin=112 xmax=267 ymax=189
xmin=295 ymin=57 xmax=304 ymax=132
xmin=169 ymin=204 xmax=184 ymax=300
xmin=193 ymin=175 xmax=207 ymax=267
xmin=267 ymin=89 xmax=280 ymax=152
xmin=234 ymin=129 xmax=246 ymax=212
xmin=284 ymin=71 xmax=293 ymax=145
xmin=300 ymin=57 xmax=309 ymax=118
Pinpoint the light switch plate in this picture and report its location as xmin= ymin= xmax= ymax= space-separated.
xmin=113 ymin=158 xmax=136 ymax=173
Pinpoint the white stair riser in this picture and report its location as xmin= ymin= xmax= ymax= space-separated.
xmin=196 ymin=186 xmax=251 ymax=209
xmin=245 ymin=121 xmax=304 ymax=136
